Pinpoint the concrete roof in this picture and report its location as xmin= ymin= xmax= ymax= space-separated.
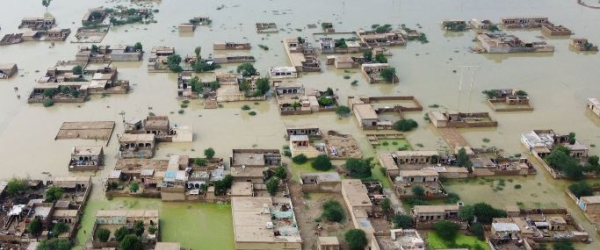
xmin=581 ymin=196 xmax=600 ymax=204
xmin=318 ymin=236 xmax=339 ymax=246
xmin=230 ymin=167 xmax=264 ymax=178
xmin=119 ymin=133 xmax=155 ymax=143
xmin=341 ymin=179 xmax=372 ymax=207
xmin=231 ymin=182 xmax=253 ymax=196
xmin=353 ymin=104 xmax=378 ymax=120
xmin=300 ymin=172 xmax=341 ymax=182
xmin=492 ymin=222 xmax=520 ymax=232
xmin=395 ymin=151 xmax=439 ymax=157
xmin=154 ymin=242 xmax=180 ymax=250
xmin=399 ymin=170 xmax=439 ymax=177
xmin=72 ymin=146 xmax=103 ymax=156
xmin=413 ymin=205 xmax=459 ymax=214
xmin=96 ymin=209 xmax=159 ymax=220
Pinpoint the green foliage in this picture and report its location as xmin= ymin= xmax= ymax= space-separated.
xmin=434 ymin=220 xmax=460 ymax=241
xmin=204 ymin=148 xmax=215 ymax=159
xmin=254 ymin=77 xmax=271 ymax=96
xmin=36 ymin=238 xmax=71 ymax=250
xmin=28 ymin=217 xmax=43 ymax=236
xmin=129 ymin=182 xmax=139 ymax=193
xmin=236 ymin=63 xmax=257 ymax=77
xmin=515 ymin=90 xmax=528 ymax=96
xmin=336 ymin=105 xmax=351 ymax=117
xmin=258 ymin=44 xmax=269 ymax=51
xmin=569 ymin=181 xmax=593 ymax=198
xmin=312 ymin=155 xmax=333 ymax=171
xmin=120 ymin=235 xmax=143 ymax=250
xmin=393 ymin=119 xmax=418 ymax=132
xmin=274 ymin=166 xmax=287 ymax=179
xmin=375 ymin=54 xmax=388 ymax=63
xmin=248 ymin=111 xmax=257 ymax=116
xmin=443 ymin=22 xmax=467 ymax=31
xmin=45 ymin=187 xmax=64 ymax=202
xmin=52 ymin=222 xmax=69 ymax=238
xmin=363 ymin=50 xmax=373 ymax=61
xmin=70 ymin=88 xmax=81 ymax=98
xmin=192 ymin=60 xmax=219 ymax=72
xmin=266 ymin=178 xmax=279 ymax=196
xmin=487 ymin=24 xmax=500 ymax=32
xmin=322 ymin=200 xmax=345 ymax=223
xmin=381 ymin=198 xmax=391 ymax=212
xmin=43 ymin=88 xmax=57 ymax=98
xmin=292 ymin=154 xmax=308 ymax=164
xmin=444 ymin=192 xmax=461 ymax=204
xmin=167 ymin=55 xmax=183 ymax=73
xmin=374 ymin=24 xmax=392 ymax=33
xmin=6 ymin=177 xmax=28 ymax=197
xmin=43 ymin=99 xmax=55 ymax=107
xmin=345 ymin=159 xmax=372 ymax=179
xmin=334 ymin=38 xmax=348 ymax=48
xmin=553 ymin=241 xmax=575 ymax=250
xmin=380 ymin=67 xmax=396 ymax=82
xmin=195 ymin=158 xmax=207 ymax=166
xmin=470 ymin=223 xmax=485 ymax=240
xmin=72 ymin=65 xmax=83 ymax=75
xmin=148 ymin=226 xmax=158 ymax=234
xmin=568 ymin=132 xmax=576 ymax=145
xmin=393 ymin=214 xmax=413 ymax=229
xmin=41 ymin=0 xmax=52 ymax=8
xmin=460 ymin=203 xmax=507 ymax=224
xmin=345 ymin=229 xmax=368 ymax=250
xmin=241 ymin=105 xmax=251 ymax=110
xmin=133 ymin=220 xmax=144 ymax=236
xmin=114 ymin=226 xmax=130 ymax=242
xmin=459 ymin=204 xmax=474 ymax=221
xmin=134 ymin=42 xmax=143 ymax=51
xmin=318 ymin=96 xmax=335 ymax=107
xmin=545 ymin=146 xmax=584 ymax=180
xmin=96 ymin=228 xmax=111 ymax=242
xmin=412 ymin=186 xmax=425 ymax=196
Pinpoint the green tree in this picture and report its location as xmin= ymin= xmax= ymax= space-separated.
xmin=412 ymin=186 xmax=425 ymax=196
xmin=167 ymin=54 xmax=182 ymax=73
xmin=195 ymin=158 xmax=207 ymax=166
xmin=70 ymin=88 xmax=81 ymax=98
xmin=470 ymin=222 xmax=484 ymax=240
xmin=553 ymin=241 xmax=575 ymax=250
xmin=91 ymin=44 xmax=99 ymax=53
xmin=588 ymin=155 xmax=600 ymax=167
xmin=51 ymin=222 xmax=69 ymax=238
xmin=381 ymin=198 xmax=391 ymax=213
xmin=194 ymin=46 xmax=202 ymax=59
xmin=45 ymin=186 xmax=64 ymax=202
xmin=129 ymin=182 xmax=139 ymax=193
xmin=458 ymin=205 xmax=474 ymax=222
xmin=345 ymin=229 xmax=368 ymax=250
xmin=134 ymin=42 xmax=143 ymax=51
xmin=434 ymin=220 xmax=459 ymax=241
xmin=266 ymin=178 xmax=279 ymax=196
xmin=375 ymin=24 xmax=392 ymax=33
xmin=393 ymin=119 xmax=418 ymax=132
xmin=292 ymin=154 xmax=308 ymax=164
xmin=6 ymin=177 xmax=28 ymax=197
xmin=274 ymin=166 xmax=287 ymax=179
xmin=312 ymin=155 xmax=333 ymax=171
xmin=190 ymin=76 xmax=203 ymax=93
xmin=375 ymin=54 xmax=388 ymax=63
xmin=95 ymin=228 xmax=111 ymax=242
xmin=36 ymin=238 xmax=71 ymax=250
xmin=336 ymin=105 xmax=351 ymax=117
xmin=254 ymin=77 xmax=270 ymax=96
xmin=236 ymin=63 xmax=257 ymax=77
xmin=28 ymin=217 xmax=43 ymax=237
xmin=345 ymin=159 xmax=372 ymax=178
xmin=322 ymin=200 xmax=345 ymax=223
xmin=392 ymin=214 xmax=413 ymax=229
xmin=239 ymin=80 xmax=251 ymax=94
xmin=380 ymin=67 xmax=396 ymax=82
xmin=133 ymin=220 xmax=144 ymax=236
xmin=72 ymin=65 xmax=83 ymax=76
xmin=472 ymin=202 xmax=506 ymax=224
xmin=569 ymin=181 xmax=593 ymax=198
xmin=318 ymin=96 xmax=335 ymax=107
xmin=456 ymin=147 xmax=471 ymax=167
xmin=41 ymin=0 xmax=52 ymax=9
xmin=223 ymin=174 xmax=233 ymax=188
xmin=204 ymin=148 xmax=215 ymax=159
xmin=43 ymin=89 xmax=57 ymax=97
xmin=114 ymin=226 xmax=130 ymax=242
xmin=568 ymin=132 xmax=576 ymax=145
xmin=363 ymin=50 xmax=373 ymax=62
xmin=209 ymin=81 xmax=220 ymax=91
xmin=120 ymin=235 xmax=143 ymax=250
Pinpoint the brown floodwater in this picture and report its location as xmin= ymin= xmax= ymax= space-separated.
xmin=2 ymin=0 xmax=600 ymax=249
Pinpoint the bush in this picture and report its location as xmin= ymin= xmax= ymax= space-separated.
xmin=345 ymin=159 xmax=372 ymax=178
xmin=553 ymin=241 xmax=575 ymax=250
xmin=380 ymin=67 xmax=396 ymax=82
xmin=129 ymin=182 xmax=139 ymax=193
xmin=6 ymin=177 xmax=28 ymax=197
xmin=470 ymin=222 xmax=484 ymax=240
xmin=412 ymin=186 xmax=425 ymax=196
xmin=134 ymin=220 xmax=144 ymax=236
xmin=96 ymin=228 xmax=111 ymax=242
xmin=51 ymin=222 xmax=69 ymax=238
xmin=120 ymin=235 xmax=143 ymax=250
xmin=292 ymin=154 xmax=308 ymax=164
xmin=236 ymin=63 xmax=257 ymax=77
xmin=195 ymin=158 xmax=207 ymax=166
xmin=36 ymin=238 xmax=72 ymax=250
xmin=322 ymin=200 xmax=345 ymax=223
xmin=345 ymin=229 xmax=368 ymax=250
xmin=28 ymin=217 xmax=43 ymax=236
xmin=569 ymin=181 xmax=593 ymax=198
xmin=392 ymin=214 xmax=413 ymax=229
xmin=336 ymin=105 xmax=351 ymax=117
xmin=312 ymin=155 xmax=333 ymax=171
xmin=274 ymin=166 xmax=287 ymax=179
xmin=248 ymin=111 xmax=257 ymax=116
xmin=43 ymin=99 xmax=55 ymax=107
xmin=204 ymin=148 xmax=215 ymax=159
xmin=393 ymin=119 xmax=418 ymax=132
xmin=266 ymin=178 xmax=279 ymax=196
xmin=45 ymin=187 xmax=64 ymax=202
xmin=241 ymin=105 xmax=251 ymax=110
xmin=72 ymin=65 xmax=83 ymax=75
xmin=434 ymin=220 xmax=459 ymax=241
xmin=114 ymin=226 xmax=130 ymax=242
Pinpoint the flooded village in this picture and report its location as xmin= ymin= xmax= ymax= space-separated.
xmin=1 ymin=0 xmax=600 ymax=250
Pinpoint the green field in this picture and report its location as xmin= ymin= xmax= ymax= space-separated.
xmin=374 ymin=138 xmax=411 ymax=152
xmin=427 ymin=232 xmax=491 ymax=250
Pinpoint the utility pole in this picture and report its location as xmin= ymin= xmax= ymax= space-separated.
xmin=457 ymin=65 xmax=479 ymax=112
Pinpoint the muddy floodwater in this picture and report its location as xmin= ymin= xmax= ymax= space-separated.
xmin=2 ymin=0 xmax=600 ymax=249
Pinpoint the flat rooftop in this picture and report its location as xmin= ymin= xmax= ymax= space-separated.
xmin=342 ymin=179 xmax=372 ymax=207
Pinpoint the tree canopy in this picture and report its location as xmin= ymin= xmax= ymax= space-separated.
xmin=36 ymin=238 xmax=71 ymax=250
xmin=45 ymin=187 xmax=64 ymax=202
xmin=392 ymin=214 xmax=413 ymax=229
xmin=345 ymin=229 xmax=368 ymax=250
xmin=380 ymin=67 xmax=396 ymax=82
xmin=204 ymin=148 xmax=215 ymax=159
xmin=6 ymin=177 xmax=27 ymax=197
xmin=312 ymin=155 xmax=333 ymax=171
xmin=28 ymin=217 xmax=43 ymax=237
xmin=336 ymin=106 xmax=351 ymax=117
xmin=569 ymin=181 xmax=593 ymax=198
xmin=120 ymin=235 xmax=143 ymax=250
xmin=236 ymin=63 xmax=257 ymax=77
xmin=96 ymin=228 xmax=111 ymax=242
xmin=345 ymin=158 xmax=372 ymax=178
xmin=322 ymin=200 xmax=345 ymax=223
xmin=434 ymin=220 xmax=459 ymax=241
xmin=266 ymin=178 xmax=279 ymax=196
xmin=393 ymin=119 xmax=418 ymax=132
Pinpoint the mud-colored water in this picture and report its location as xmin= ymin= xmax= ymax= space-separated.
xmin=2 ymin=0 xmax=600 ymax=249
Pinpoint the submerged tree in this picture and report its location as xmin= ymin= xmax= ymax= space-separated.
xmin=42 ymin=0 xmax=52 ymax=10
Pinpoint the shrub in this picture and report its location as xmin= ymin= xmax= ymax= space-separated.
xmin=312 ymin=155 xmax=333 ymax=171
xmin=292 ymin=154 xmax=308 ymax=164
xmin=96 ymin=228 xmax=111 ymax=242
xmin=434 ymin=220 xmax=459 ymax=241
xmin=45 ymin=187 xmax=64 ymax=202
xmin=51 ymin=222 xmax=69 ymax=238
xmin=392 ymin=214 xmax=413 ymax=229
xmin=195 ymin=158 xmax=207 ymax=166
xmin=36 ymin=238 xmax=72 ymax=250
xmin=6 ymin=177 xmax=28 ymax=197
xmin=120 ymin=235 xmax=143 ymax=250
xmin=345 ymin=229 xmax=368 ymax=250
xmin=322 ymin=200 xmax=345 ymax=223
xmin=470 ymin=222 xmax=484 ymax=240
xmin=336 ymin=105 xmax=351 ymax=117
xmin=380 ymin=67 xmax=396 ymax=82
xmin=241 ymin=105 xmax=251 ymax=110
xmin=345 ymin=159 xmax=372 ymax=178
xmin=129 ymin=182 xmax=139 ymax=193
xmin=412 ymin=186 xmax=425 ymax=196
xmin=236 ymin=63 xmax=257 ymax=77
xmin=28 ymin=217 xmax=43 ymax=236
xmin=569 ymin=181 xmax=593 ymax=198
xmin=248 ymin=111 xmax=257 ymax=116
xmin=274 ymin=166 xmax=287 ymax=179
xmin=204 ymin=148 xmax=215 ymax=159
xmin=393 ymin=119 xmax=418 ymax=132
xmin=114 ymin=226 xmax=129 ymax=242
xmin=266 ymin=178 xmax=279 ymax=196
xmin=43 ymin=99 xmax=55 ymax=107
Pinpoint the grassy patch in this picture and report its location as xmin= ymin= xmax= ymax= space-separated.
xmin=427 ymin=232 xmax=490 ymax=250
xmin=375 ymin=139 xmax=411 ymax=152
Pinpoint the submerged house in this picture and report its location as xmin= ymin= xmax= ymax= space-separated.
xmin=118 ymin=134 xmax=156 ymax=159
xmin=412 ymin=205 xmax=463 ymax=229
xmin=476 ymin=33 xmax=554 ymax=54
xmin=213 ymin=42 xmax=251 ymax=50
xmin=255 ymin=22 xmax=278 ymax=33
xmin=501 ymin=17 xmax=549 ymax=29
xmin=19 ymin=17 xmax=56 ymax=30
xmin=356 ymin=29 xmax=405 ymax=47
xmin=428 ymin=110 xmax=498 ymax=128
xmin=69 ymin=146 xmax=104 ymax=171
xmin=587 ymin=98 xmax=600 ymax=118
xmin=269 ymin=67 xmax=298 ymax=79
xmin=571 ymin=38 xmax=599 ymax=52
xmin=0 ymin=63 xmax=18 ymax=79
xmin=125 ymin=116 xmax=193 ymax=143
xmin=148 ymin=46 xmax=175 ymax=72
xmin=361 ymin=63 xmax=398 ymax=83
xmin=283 ymin=38 xmax=321 ymax=72
xmin=90 ymin=210 xmax=159 ymax=249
